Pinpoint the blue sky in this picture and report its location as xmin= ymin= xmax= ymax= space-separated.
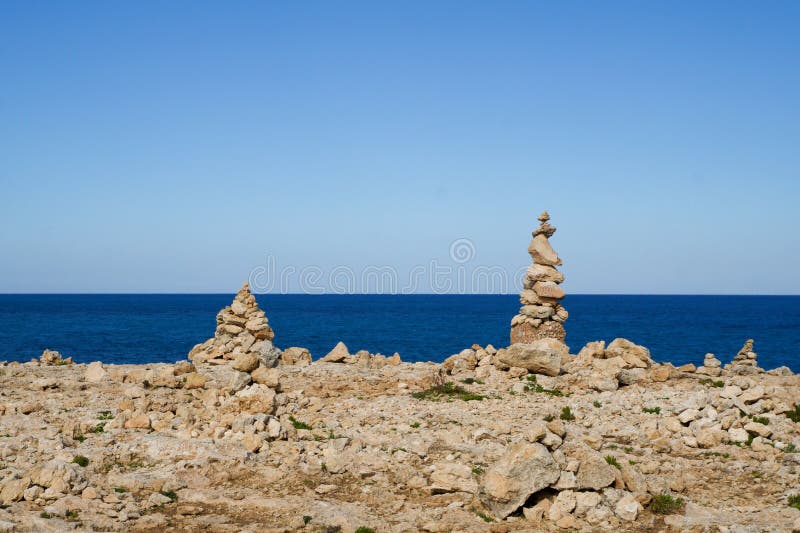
xmin=1 ymin=1 xmax=798 ymax=294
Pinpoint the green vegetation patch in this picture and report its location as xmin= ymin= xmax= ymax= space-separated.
xmin=288 ymin=416 xmax=312 ymax=430
xmin=560 ymin=406 xmax=575 ymax=421
xmin=412 ymin=382 xmax=485 ymax=402
xmin=649 ymin=493 xmax=685 ymax=514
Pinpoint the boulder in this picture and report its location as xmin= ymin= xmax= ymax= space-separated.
xmin=606 ymin=338 xmax=652 ymax=368
xmin=495 ymin=339 xmax=567 ymax=376
xmin=281 ymin=347 xmax=312 ymax=366
xmin=478 ymin=441 xmax=560 ymax=519
xmin=231 ymin=352 xmax=259 ymax=373
xmin=321 ymin=342 xmax=350 ymax=363
xmin=85 ymin=361 xmax=109 ymax=383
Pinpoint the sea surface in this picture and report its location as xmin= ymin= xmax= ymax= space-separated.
xmin=0 ymin=295 xmax=798 ymax=372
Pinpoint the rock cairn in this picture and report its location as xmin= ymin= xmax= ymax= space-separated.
xmin=188 ymin=282 xmax=280 ymax=368
xmin=511 ymin=211 xmax=568 ymax=344
xmin=727 ymin=338 xmax=763 ymax=375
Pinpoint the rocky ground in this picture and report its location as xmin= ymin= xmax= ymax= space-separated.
xmin=1 ymin=338 xmax=800 ymax=533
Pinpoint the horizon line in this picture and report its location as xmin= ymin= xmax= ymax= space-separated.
xmin=1 ymin=292 xmax=799 ymax=297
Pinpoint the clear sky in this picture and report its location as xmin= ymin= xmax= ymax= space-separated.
xmin=1 ymin=1 xmax=798 ymax=294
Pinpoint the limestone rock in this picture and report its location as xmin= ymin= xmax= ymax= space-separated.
xmin=85 ymin=361 xmax=108 ymax=383
xmin=321 ymin=342 xmax=350 ymax=363
xmin=606 ymin=338 xmax=652 ymax=368
xmin=232 ymin=352 xmax=260 ymax=373
xmin=39 ymin=349 xmax=71 ymax=366
xmin=496 ymin=339 xmax=567 ymax=376
xmin=429 ymin=462 xmax=477 ymax=494
xmin=281 ymin=347 xmax=312 ymax=366
xmin=479 ymin=441 xmax=560 ymax=519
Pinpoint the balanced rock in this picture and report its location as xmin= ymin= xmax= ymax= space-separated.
xmin=511 ymin=212 xmax=568 ymax=343
xmin=188 ymin=282 xmax=280 ymax=370
xmin=727 ymin=339 xmax=764 ymax=375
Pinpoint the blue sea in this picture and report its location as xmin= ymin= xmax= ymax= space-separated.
xmin=0 ymin=295 xmax=798 ymax=372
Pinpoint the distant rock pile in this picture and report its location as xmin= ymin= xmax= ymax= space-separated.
xmin=319 ymin=341 xmax=401 ymax=368
xmin=727 ymin=338 xmax=762 ymax=375
xmin=38 ymin=349 xmax=72 ymax=366
xmin=511 ymin=211 xmax=568 ymax=344
xmin=188 ymin=282 xmax=281 ymax=369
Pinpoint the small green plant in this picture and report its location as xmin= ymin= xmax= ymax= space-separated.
xmin=160 ymin=490 xmax=178 ymax=502
xmin=40 ymin=512 xmax=52 ymax=519
xmin=786 ymin=404 xmax=800 ymax=423
xmin=788 ymin=494 xmax=800 ymax=511
xmin=97 ymin=410 xmax=113 ymax=420
xmin=72 ymin=455 xmax=89 ymax=467
xmin=624 ymin=446 xmax=634 ymax=453
xmin=90 ymin=422 xmax=106 ymax=434
xmin=560 ymin=406 xmax=575 ymax=421
xmin=750 ymin=415 xmax=769 ymax=425
xmin=650 ymin=493 xmax=684 ymax=514
xmin=472 ymin=466 xmax=484 ymax=476
xmin=412 ymin=382 xmax=485 ymax=402
xmin=410 ymin=422 xmax=420 ymax=428
xmin=114 ymin=487 xmax=126 ymax=493
xmin=320 ymin=462 xmax=327 ymax=472
xmin=303 ymin=516 xmax=312 ymax=525
xmin=355 ymin=528 xmax=375 ymax=533
xmin=461 ymin=377 xmax=483 ymax=385
xmin=699 ymin=378 xmax=724 ymax=388
xmin=523 ymin=375 xmax=564 ymax=396
xmin=593 ymin=400 xmax=602 ymax=408
xmin=785 ymin=443 xmax=797 ymax=453
xmin=628 ymin=460 xmax=637 ymax=465
xmin=543 ymin=414 xmax=555 ymax=422
xmin=643 ymin=406 xmax=661 ymax=414
xmin=289 ymin=416 xmax=312 ymax=430
xmin=604 ymin=455 xmax=621 ymax=470
xmin=75 ymin=435 xmax=86 ymax=443
xmin=475 ymin=511 xmax=493 ymax=522
xmin=65 ymin=510 xmax=79 ymax=521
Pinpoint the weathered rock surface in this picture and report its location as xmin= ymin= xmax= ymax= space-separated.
xmin=479 ymin=441 xmax=560 ymax=519
xmin=0 ymin=335 xmax=797 ymax=531
xmin=495 ymin=339 xmax=568 ymax=376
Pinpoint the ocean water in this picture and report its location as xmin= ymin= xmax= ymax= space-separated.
xmin=0 ymin=295 xmax=798 ymax=372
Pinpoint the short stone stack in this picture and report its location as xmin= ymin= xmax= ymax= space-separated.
xmin=727 ymin=338 xmax=763 ymax=375
xmin=511 ymin=211 xmax=568 ymax=344
xmin=188 ymin=282 xmax=280 ymax=368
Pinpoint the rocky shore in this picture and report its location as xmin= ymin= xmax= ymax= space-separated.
xmin=1 ymin=220 xmax=799 ymax=532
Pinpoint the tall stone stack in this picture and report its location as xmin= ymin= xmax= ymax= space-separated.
xmin=188 ymin=282 xmax=280 ymax=368
xmin=510 ymin=211 xmax=568 ymax=344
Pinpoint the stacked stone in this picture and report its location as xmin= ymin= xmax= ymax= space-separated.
xmin=188 ymin=282 xmax=280 ymax=369
xmin=727 ymin=339 xmax=763 ymax=375
xmin=511 ymin=211 xmax=568 ymax=344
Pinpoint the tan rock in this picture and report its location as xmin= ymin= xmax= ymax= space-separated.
xmin=528 ymin=234 xmax=562 ymax=266
xmin=321 ymin=341 xmax=349 ymax=363
xmin=85 ymin=361 xmax=108 ymax=383
xmin=497 ymin=339 xmax=568 ymax=376
xmin=232 ymin=352 xmax=259 ymax=373
xmin=479 ymin=441 xmax=560 ymax=519
xmin=124 ymin=413 xmax=151 ymax=430
xmin=184 ymin=372 xmax=207 ymax=389
xmin=251 ymin=366 xmax=281 ymax=389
